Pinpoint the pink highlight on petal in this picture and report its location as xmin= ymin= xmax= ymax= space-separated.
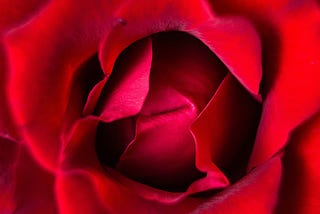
xmin=96 ymin=38 xmax=152 ymax=122
xmin=107 ymin=31 xmax=229 ymax=193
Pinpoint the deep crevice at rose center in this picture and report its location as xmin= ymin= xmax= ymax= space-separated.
xmin=94 ymin=32 xmax=262 ymax=192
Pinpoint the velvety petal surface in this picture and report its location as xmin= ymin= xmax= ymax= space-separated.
xmin=113 ymin=31 xmax=228 ymax=193
xmin=58 ymin=117 xmax=204 ymax=213
xmin=249 ymin=2 xmax=320 ymax=168
xmin=95 ymin=38 xmax=152 ymax=122
xmin=0 ymin=137 xmax=19 ymax=214
xmin=0 ymin=0 xmax=49 ymax=141
xmin=5 ymin=0 xmax=123 ymax=171
xmin=0 ymin=0 xmax=49 ymax=32
xmin=190 ymin=155 xmax=283 ymax=214
xmin=191 ymin=73 xmax=261 ymax=183
xmin=100 ymin=0 xmax=262 ymax=97
xmin=12 ymin=145 xmax=56 ymax=214
xmin=275 ymin=111 xmax=320 ymax=213
xmin=207 ymin=0 xmax=320 ymax=172
xmin=1 ymin=2 xmax=53 ymax=213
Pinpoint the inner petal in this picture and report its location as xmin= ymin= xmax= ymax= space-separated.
xmin=95 ymin=38 xmax=153 ymax=122
xmin=116 ymin=90 xmax=201 ymax=192
xmin=111 ymin=31 xmax=228 ymax=192
xmin=191 ymin=74 xmax=262 ymax=182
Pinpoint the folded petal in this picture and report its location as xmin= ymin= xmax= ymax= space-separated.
xmin=191 ymin=73 xmax=261 ymax=183
xmin=5 ymin=0 xmax=121 ymax=170
xmin=0 ymin=0 xmax=46 ymax=141
xmin=96 ymin=37 xmax=152 ymax=122
xmin=100 ymin=0 xmax=262 ymax=97
xmin=116 ymin=91 xmax=202 ymax=192
xmin=249 ymin=3 xmax=320 ymax=169
xmin=59 ymin=116 xmax=203 ymax=212
xmin=62 ymin=54 xmax=104 ymax=132
xmin=275 ymin=111 xmax=320 ymax=213
xmin=190 ymin=155 xmax=282 ymax=214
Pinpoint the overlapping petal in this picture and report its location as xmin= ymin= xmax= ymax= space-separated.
xmin=0 ymin=137 xmax=19 ymax=214
xmin=0 ymin=0 xmax=49 ymax=141
xmin=190 ymin=155 xmax=282 ymax=213
xmin=249 ymin=2 xmax=320 ymax=169
xmin=275 ymin=111 xmax=320 ymax=213
xmin=95 ymin=38 xmax=152 ymax=122
xmin=11 ymin=145 xmax=56 ymax=214
xmin=2 ymin=0 xmax=319 ymax=213
xmin=4 ymin=0 xmax=123 ymax=171
xmin=191 ymin=74 xmax=261 ymax=183
xmin=58 ymin=117 xmax=203 ymax=213
xmin=98 ymin=31 xmax=229 ymax=197
xmin=100 ymin=0 xmax=262 ymax=97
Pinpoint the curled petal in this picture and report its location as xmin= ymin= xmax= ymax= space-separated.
xmin=275 ymin=111 xmax=320 ymax=213
xmin=59 ymin=117 xmax=202 ymax=212
xmin=100 ymin=0 xmax=262 ymax=97
xmin=96 ymin=38 xmax=152 ymax=122
xmin=249 ymin=4 xmax=320 ymax=169
xmin=113 ymin=31 xmax=229 ymax=194
xmin=190 ymin=155 xmax=283 ymax=214
xmin=5 ymin=0 xmax=121 ymax=171
xmin=191 ymin=73 xmax=261 ymax=182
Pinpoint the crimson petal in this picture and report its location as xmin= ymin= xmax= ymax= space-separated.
xmin=114 ymin=31 xmax=228 ymax=193
xmin=190 ymin=155 xmax=282 ymax=213
xmin=5 ymin=0 xmax=122 ymax=170
xmin=191 ymin=73 xmax=261 ymax=183
xmin=275 ymin=111 xmax=320 ymax=213
xmin=100 ymin=0 xmax=262 ymax=98
xmin=96 ymin=38 xmax=152 ymax=122
xmin=59 ymin=117 xmax=203 ymax=212
xmin=249 ymin=4 xmax=320 ymax=169
xmin=11 ymin=145 xmax=56 ymax=214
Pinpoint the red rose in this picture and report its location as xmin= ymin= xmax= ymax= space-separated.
xmin=1 ymin=0 xmax=320 ymax=213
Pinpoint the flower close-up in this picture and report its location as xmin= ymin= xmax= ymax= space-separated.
xmin=1 ymin=0 xmax=320 ymax=213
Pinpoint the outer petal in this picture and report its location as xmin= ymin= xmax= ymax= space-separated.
xmin=1 ymin=2 xmax=52 ymax=213
xmin=0 ymin=0 xmax=49 ymax=32
xmin=0 ymin=0 xmax=49 ymax=140
xmin=4 ymin=0 xmax=122 ymax=171
xmin=207 ymin=0 xmax=320 ymax=173
xmin=58 ymin=117 xmax=203 ymax=213
xmin=0 ymin=137 xmax=19 ymax=214
xmin=100 ymin=0 xmax=262 ymax=97
xmin=11 ymin=145 xmax=56 ymax=214
xmin=275 ymin=111 xmax=320 ymax=213
xmin=249 ymin=2 xmax=320 ymax=168
xmin=190 ymin=155 xmax=283 ymax=214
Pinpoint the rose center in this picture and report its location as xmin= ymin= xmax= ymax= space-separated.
xmin=94 ymin=32 xmax=260 ymax=192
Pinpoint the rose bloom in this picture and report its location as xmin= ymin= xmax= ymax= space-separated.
xmin=1 ymin=0 xmax=320 ymax=213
